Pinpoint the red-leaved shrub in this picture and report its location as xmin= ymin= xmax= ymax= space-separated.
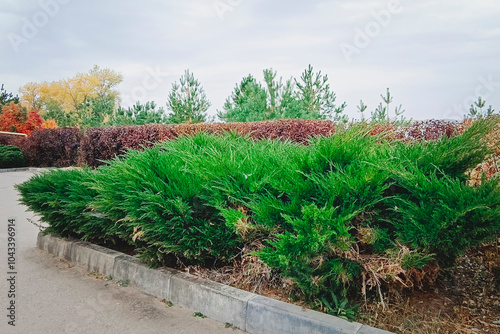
xmin=20 ymin=128 xmax=82 ymax=167
xmin=399 ymin=120 xmax=462 ymax=141
xmin=0 ymin=134 xmax=24 ymax=147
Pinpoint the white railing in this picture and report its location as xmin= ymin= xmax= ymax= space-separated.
xmin=0 ymin=131 xmax=27 ymax=137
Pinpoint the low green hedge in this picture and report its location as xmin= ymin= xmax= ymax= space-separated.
xmin=0 ymin=145 xmax=26 ymax=168
xmin=16 ymin=119 xmax=500 ymax=318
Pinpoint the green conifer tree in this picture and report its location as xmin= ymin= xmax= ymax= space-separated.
xmin=218 ymin=65 xmax=346 ymax=122
xmin=167 ymin=70 xmax=211 ymax=124
xmin=218 ymin=75 xmax=268 ymax=122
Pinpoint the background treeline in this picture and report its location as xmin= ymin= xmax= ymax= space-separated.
xmin=7 ymin=64 xmax=497 ymax=133
xmin=4 ymin=64 xmax=350 ymax=130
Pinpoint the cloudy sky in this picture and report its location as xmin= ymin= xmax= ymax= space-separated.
xmin=1 ymin=0 xmax=499 ymax=120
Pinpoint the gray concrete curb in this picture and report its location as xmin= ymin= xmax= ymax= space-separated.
xmin=37 ymin=232 xmax=393 ymax=334
xmin=0 ymin=167 xmax=52 ymax=173
xmin=0 ymin=167 xmax=29 ymax=173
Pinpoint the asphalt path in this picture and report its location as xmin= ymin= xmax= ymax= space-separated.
xmin=0 ymin=170 xmax=245 ymax=334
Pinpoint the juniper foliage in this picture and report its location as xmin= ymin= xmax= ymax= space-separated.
xmin=16 ymin=118 xmax=500 ymax=314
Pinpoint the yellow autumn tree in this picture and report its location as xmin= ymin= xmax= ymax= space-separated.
xmin=18 ymin=66 xmax=123 ymax=127
xmin=18 ymin=82 xmax=44 ymax=111
xmin=88 ymin=65 xmax=123 ymax=103
xmin=57 ymin=72 xmax=100 ymax=112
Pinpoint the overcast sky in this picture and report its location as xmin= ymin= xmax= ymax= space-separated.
xmin=1 ymin=0 xmax=499 ymax=120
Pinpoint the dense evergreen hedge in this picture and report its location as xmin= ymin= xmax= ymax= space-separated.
xmin=0 ymin=145 xmax=26 ymax=168
xmin=17 ymin=119 xmax=500 ymax=317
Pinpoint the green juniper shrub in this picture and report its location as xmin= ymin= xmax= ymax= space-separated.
xmin=379 ymin=117 xmax=496 ymax=181
xmin=0 ymin=144 xmax=26 ymax=168
xmin=15 ymin=168 xmax=117 ymax=241
xmin=369 ymin=117 xmax=500 ymax=266
xmin=16 ymin=118 xmax=500 ymax=318
xmin=89 ymin=135 xmax=253 ymax=266
xmin=257 ymin=204 xmax=361 ymax=300
xmin=384 ymin=169 xmax=500 ymax=266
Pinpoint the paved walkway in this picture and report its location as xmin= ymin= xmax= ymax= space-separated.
xmin=0 ymin=170 xmax=245 ymax=334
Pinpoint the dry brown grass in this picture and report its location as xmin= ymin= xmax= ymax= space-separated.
xmin=183 ymin=241 xmax=296 ymax=302
xmin=357 ymin=239 xmax=500 ymax=334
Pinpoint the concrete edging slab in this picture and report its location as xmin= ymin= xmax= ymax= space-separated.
xmin=0 ymin=167 xmax=55 ymax=173
xmin=36 ymin=232 xmax=394 ymax=334
xmin=0 ymin=167 xmax=29 ymax=173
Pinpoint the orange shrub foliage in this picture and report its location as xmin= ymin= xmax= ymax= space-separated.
xmin=43 ymin=119 xmax=58 ymax=129
xmin=0 ymin=102 xmax=43 ymax=136
xmin=0 ymin=102 xmax=26 ymax=133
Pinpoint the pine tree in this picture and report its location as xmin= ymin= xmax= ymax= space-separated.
xmin=357 ymin=100 xmax=368 ymax=121
xmin=468 ymin=97 xmax=496 ymax=119
xmin=380 ymin=88 xmax=393 ymax=121
xmin=218 ymin=75 xmax=268 ymax=122
xmin=371 ymin=88 xmax=407 ymax=124
xmin=0 ymin=84 xmax=19 ymax=112
xmin=295 ymin=65 xmax=346 ymax=120
xmin=111 ymin=101 xmax=167 ymax=125
xmin=218 ymin=65 xmax=346 ymax=122
xmin=43 ymin=99 xmax=77 ymax=127
xmin=167 ymin=70 xmax=211 ymax=124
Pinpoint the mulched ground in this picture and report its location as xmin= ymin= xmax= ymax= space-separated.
xmin=358 ymin=240 xmax=500 ymax=333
